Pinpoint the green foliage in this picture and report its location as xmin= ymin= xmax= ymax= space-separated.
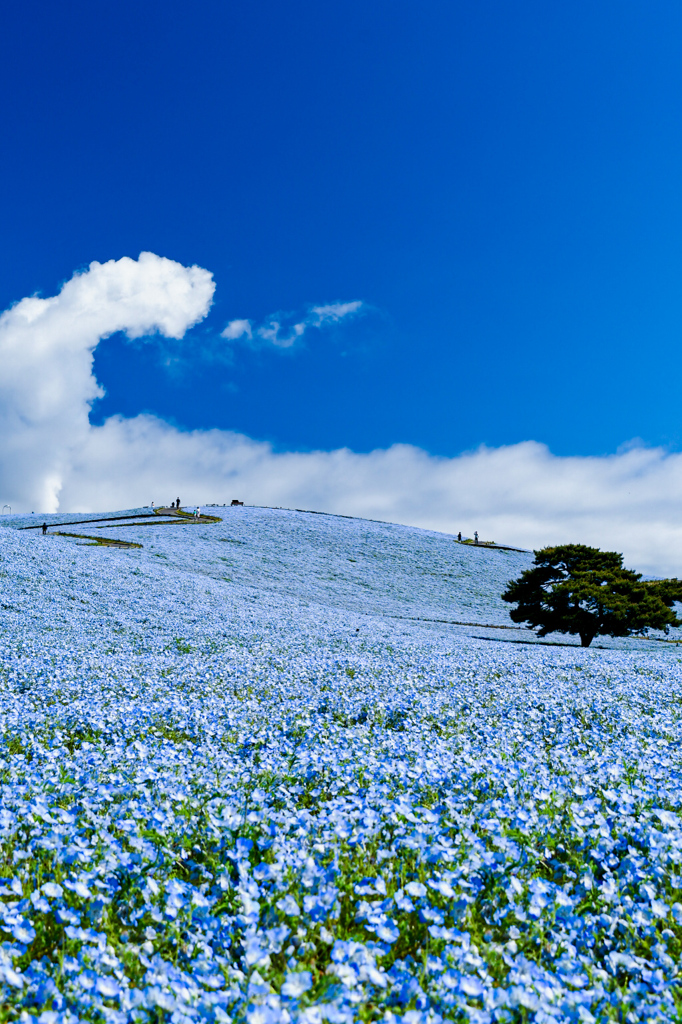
xmin=502 ymin=543 xmax=682 ymax=647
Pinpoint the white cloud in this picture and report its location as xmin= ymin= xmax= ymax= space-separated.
xmin=221 ymin=319 xmax=252 ymax=341
xmin=221 ymin=300 xmax=363 ymax=349
xmin=0 ymin=252 xmax=214 ymax=512
xmin=3 ymin=255 xmax=682 ymax=577
xmin=309 ymin=301 xmax=363 ymax=325
xmin=256 ymin=319 xmax=306 ymax=348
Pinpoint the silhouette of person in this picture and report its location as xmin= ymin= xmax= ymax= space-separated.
xmin=176 ymin=497 xmax=180 ymax=509
xmin=41 ymin=523 xmax=47 ymax=535
xmin=457 ymin=532 xmax=462 ymax=542
xmin=474 ymin=531 xmax=479 ymax=545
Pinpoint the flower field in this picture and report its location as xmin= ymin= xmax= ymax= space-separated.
xmin=0 ymin=508 xmax=681 ymax=1023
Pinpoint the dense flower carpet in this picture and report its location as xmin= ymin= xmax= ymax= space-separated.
xmin=0 ymin=508 xmax=680 ymax=1023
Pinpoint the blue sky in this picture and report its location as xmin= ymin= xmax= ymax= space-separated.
xmin=2 ymin=0 xmax=682 ymax=460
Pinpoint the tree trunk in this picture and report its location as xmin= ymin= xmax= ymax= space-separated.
xmin=579 ymin=631 xmax=595 ymax=647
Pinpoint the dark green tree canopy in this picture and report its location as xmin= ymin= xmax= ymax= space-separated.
xmin=502 ymin=544 xmax=682 ymax=647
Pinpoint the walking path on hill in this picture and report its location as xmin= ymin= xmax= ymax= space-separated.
xmin=21 ymin=506 xmax=222 ymax=550
xmin=455 ymin=539 xmax=530 ymax=553
xmin=19 ymin=507 xmax=222 ymax=530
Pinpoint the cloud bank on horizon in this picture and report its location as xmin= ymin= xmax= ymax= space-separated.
xmin=1 ymin=253 xmax=681 ymax=576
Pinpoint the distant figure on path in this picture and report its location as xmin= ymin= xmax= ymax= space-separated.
xmin=457 ymin=532 xmax=461 ymax=542
xmin=151 ymin=501 xmax=154 ymax=509
xmin=474 ymin=531 xmax=479 ymax=545
xmin=176 ymin=497 xmax=180 ymax=509
xmin=41 ymin=523 xmax=47 ymax=535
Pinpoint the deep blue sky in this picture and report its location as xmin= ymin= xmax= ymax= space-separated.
xmin=2 ymin=0 xmax=682 ymax=457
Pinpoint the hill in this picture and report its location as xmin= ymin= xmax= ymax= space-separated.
xmin=1 ymin=506 xmax=533 ymax=646
xmin=0 ymin=506 xmax=680 ymax=1021
xmin=1 ymin=505 xmax=672 ymax=649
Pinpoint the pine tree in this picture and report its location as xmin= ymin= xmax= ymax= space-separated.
xmin=502 ymin=544 xmax=682 ymax=647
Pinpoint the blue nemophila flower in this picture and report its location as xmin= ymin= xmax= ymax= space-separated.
xmin=276 ymin=894 xmax=300 ymax=917
xmin=281 ymin=970 xmax=313 ymax=997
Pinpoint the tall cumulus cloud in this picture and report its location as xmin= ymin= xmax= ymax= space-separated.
xmin=2 ymin=253 xmax=682 ymax=576
xmin=0 ymin=253 xmax=214 ymax=512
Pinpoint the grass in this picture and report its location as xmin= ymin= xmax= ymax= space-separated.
xmin=53 ymin=532 xmax=143 ymax=549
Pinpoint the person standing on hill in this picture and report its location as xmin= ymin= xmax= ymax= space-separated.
xmin=41 ymin=523 xmax=47 ymax=535
xmin=176 ymin=497 xmax=181 ymax=509
xmin=458 ymin=532 xmax=462 ymax=542
xmin=474 ymin=531 xmax=479 ymax=545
